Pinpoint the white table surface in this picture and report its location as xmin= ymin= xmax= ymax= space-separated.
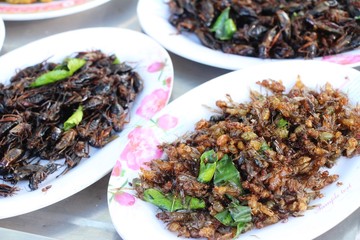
xmin=0 ymin=1 xmax=359 ymax=239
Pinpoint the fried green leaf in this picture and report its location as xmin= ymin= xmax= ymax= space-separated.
xmin=63 ymin=105 xmax=83 ymax=131
xmin=113 ymin=57 xmax=121 ymax=64
xmin=197 ymin=149 xmax=218 ymax=183
xmin=277 ymin=118 xmax=289 ymax=128
xmin=214 ymin=197 xmax=252 ymax=238
xmin=143 ymin=188 xmax=174 ymax=211
xmin=213 ymin=154 xmax=242 ymax=190
xmin=214 ymin=209 xmax=234 ymax=226
xmin=30 ymin=58 xmax=86 ymax=87
xmin=210 ymin=7 xmax=237 ymax=40
xmin=143 ymin=188 xmax=205 ymax=212
xmin=260 ymin=141 xmax=271 ymax=152
xmin=30 ymin=70 xmax=70 ymax=88
xmin=229 ymin=204 xmax=252 ymax=223
xmin=67 ymin=58 xmax=86 ymax=75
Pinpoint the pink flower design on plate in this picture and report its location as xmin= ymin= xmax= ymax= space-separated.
xmin=164 ymin=76 xmax=172 ymax=88
xmin=147 ymin=61 xmax=166 ymax=73
xmin=322 ymin=54 xmax=360 ymax=65
xmin=111 ymin=160 xmax=122 ymax=177
xmin=157 ymin=114 xmax=179 ymax=130
xmin=120 ymin=127 xmax=162 ymax=170
xmin=114 ymin=192 xmax=135 ymax=206
xmin=136 ymin=88 xmax=169 ymax=119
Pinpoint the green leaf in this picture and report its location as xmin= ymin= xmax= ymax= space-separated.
xmin=30 ymin=70 xmax=70 ymax=87
xmin=224 ymin=18 xmax=237 ymax=38
xmin=197 ymin=150 xmax=218 ymax=183
xmin=113 ymin=57 xmax=121 ymax=64
xmin=30 ymin=58 xmax=86 ymax=88
xmin=67 ymin=58 xmax=86 ymax=75
xmin=214 ymin=203 xmax=251 ymax=227
xmin=213 ymin=154 xmax=242 ymax=189
xmin=186 ymin=195 xmax=206 ymax=210
xmin=214 ymin=198 xmax=252 ymax=238
xmin=143 ymin=188 xmax=205 ymax=212
xmin=63 ymin=105 xmax=83 ymax=131
xmin=277 ymin=118 xmax=289 ymax=128
xmin=229 ymin=205 xmax=252 ymax=223
xmin=260 ymin=142 xmax=271 ymax=152
xmin=143 ymin=188 xmax=174 ymax=211
xmin=210 ymin=7 xmax=237 ymax=40
xmin=215 ymin=209 xmax=234 ymax=226
xmin=235 ymin=222 xmax=247 ymax=239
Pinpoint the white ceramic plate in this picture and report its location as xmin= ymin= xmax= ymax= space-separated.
xmin=107 ymin=60 xmax=360 ymax=240
xmin=137 ymin=0 xmax=360 ymax=70
xmin=0 ymin=0 xmax=110 ymax=21
xmin=0 ymin=27 xmax=174 ymax=219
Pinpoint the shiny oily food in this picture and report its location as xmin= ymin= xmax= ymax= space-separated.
xmin=168 ymin=0 xmax=360 ymax=59
xmin=0 ymin=50 xmax=143 ymax=196
xmin=134 ymin=79 xmax=359 ymax=239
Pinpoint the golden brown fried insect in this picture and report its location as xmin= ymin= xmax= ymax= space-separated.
xmin=134 ymin=78 xmax=360 ymax=239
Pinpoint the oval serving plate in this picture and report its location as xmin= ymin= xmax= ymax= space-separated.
xmin=0 ymin=0 xmax=110 ymax=21
xmin=0 ymin=27 xmax=174 ymax=219
xmin=137 ymin=0 xmax=360 ymax=70
xmin=108 ymin=60 xmax=360 ymax=240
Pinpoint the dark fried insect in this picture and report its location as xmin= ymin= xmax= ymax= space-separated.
xmin=168 ymin=0 xmax=360 ymax=59
xmin=134 ymin=79 xmax=359 ymax=239
xmin=0 ymin=184 xmax=18 ymax=197
xmin=0 ymin=50 xmax=144 ymax=194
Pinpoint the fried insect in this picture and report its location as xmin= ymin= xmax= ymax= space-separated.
xmin=168 ymin=0 xmax=360 ymax=59
xmin=0 ymin=50 xmax=143 ymax=194
xmin=134 ymin=79 xmax=359 ymax=239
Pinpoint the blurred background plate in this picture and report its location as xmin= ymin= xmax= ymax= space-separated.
xmin=0 ymin=0 xmax=110 ymax=21
xmin=137 ymin=0 xmax=360 ymax=70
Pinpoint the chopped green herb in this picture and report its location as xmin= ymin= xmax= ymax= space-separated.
xmin=63 ymin=105 xmax=83 ymax=131
xmin=214 ymin=197 xmax=251 ymax=238
xmin=210 ymin=7 xmax=237 ymax=40
xmin=215 ymin=209 xmax=234 ymax=226
xmin=113 ymin=57 xmax=121 ymax=64
xmin=260 ymin=142 xmax=271 ymax=152
xmin=67 ymin=58 xmax=86 ymax=75
xmin=197 ymin=149 xmax=218 ymax=183
xmin=30 ymin=70 xmax=70 ymax=88
xmin=214 ymin=154 xmax=242 ymax=191
xmin=143 ymin=188 xmax=205 ymax=212
xmin=30 ymin=58 xmax=86 ymax=87
xmin=277 ymin=118 xmax=289 ymax=128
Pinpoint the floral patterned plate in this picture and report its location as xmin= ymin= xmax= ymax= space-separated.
xmin=0 ymin=27 xmax=173 ymax=219
xmin=107 ymin=60 xmax=360 ymax=240
xmin=137 ymin=0 xmax=360 ymax=70
xmin=0 ymin=0 xmax=110 ymax=21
